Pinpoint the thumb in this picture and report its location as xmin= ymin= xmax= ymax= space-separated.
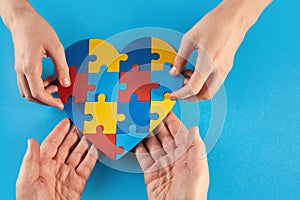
xmin=170 ymin=35 xmax=195 ymax=76
xmin=48 ymin=44 xmax=71 ymax=87
xmin=17 ymin=139 xmax=40 ymax=184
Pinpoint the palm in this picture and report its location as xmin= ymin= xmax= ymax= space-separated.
xmin=136 ymin=113 xmax=209 ymax=200
xmin=16 ymin=119 xmax=97 ymax=200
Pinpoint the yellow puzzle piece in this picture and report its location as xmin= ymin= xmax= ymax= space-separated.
xmin=150 ymin=93 xmax=176 ymax=131
xmin=88 ymin=39 xmax=128 ymax=73
xmin=151 ymin=38 xmax=177 ymax=71
xmin=84 ymin=94 xmax=125 ymax=134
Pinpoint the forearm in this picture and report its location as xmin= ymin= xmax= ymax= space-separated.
xmin=219 ymin=0 xmax=273 ymax=31
xmin=0 ymin=0 xmax=33 ymax=30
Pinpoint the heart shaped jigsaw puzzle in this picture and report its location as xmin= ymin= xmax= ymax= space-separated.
xmin=58 ymin=37 xmax=184 ymax=160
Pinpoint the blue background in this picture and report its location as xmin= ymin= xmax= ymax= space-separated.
xmin=0 ymin=0 xmax=299 ymax=199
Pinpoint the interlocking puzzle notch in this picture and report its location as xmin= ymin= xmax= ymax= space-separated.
xmin=84 ymin=94 xmax=125 ymax=134
xmin=84 ymin=125 xmax=124 ymax=160
xmin=120 ymin=37 xmax=159 ymax=72
xmin=87 ymin=66 xmax=127 ymax=102
xmin=88 ymin=39 xmax=128 ymax=73
xmin=150 ymin=93 xmax=176 ymax=132
xmin=58 ymin=66 xmax=96 ymax=104
xmin=151 ymin=37 xmax=177 ymax=71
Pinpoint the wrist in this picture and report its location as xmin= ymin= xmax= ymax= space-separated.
xmin=219 ymin=0 xmax=272 ymax=31
xmin=0 ymin=0 xmax=33 ymax=30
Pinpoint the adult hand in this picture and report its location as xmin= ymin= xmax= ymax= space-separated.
xmin=16 ymin=119 xmax=98 ymax=200
xmin=135 ymin=113 xmax=209 ymax=200
xmin=169 ymin=0 xmax=272 ymax=101
xmin=0 ymin=0 xmax=70 ymax=109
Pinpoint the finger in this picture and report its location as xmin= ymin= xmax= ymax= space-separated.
xmin=40 ymin=118 xmax=71 ymax=159
xmin=170 ymin=35 xmax=196 ymax=76
xmin=154 ymin=122 xmax=176 ymax=154
xmin=17 ymin=139 xmax=40 ymax=185
xmin=183 ymin=70 xmax=193 ymax=78
xmin=54 ymin=126 xmax=79 ymax=163
xmin=45 ymin=85 xmax=58 ymax=94
xmin=76 ymin=145 xmax=98 ymax=180
xmin=66 ymin=136 xmax=90 ymax=168
xmin=170 ymin=68 xmax=206 ymax=100
xmin=187 ymin=127 xmax=208 ymax=171
xmin=16 ymin=74 xmax=24 ymax=97
xmin=19 ymin=75 xmax=34 ymax=101
xmin=164 ymin=112 xmax=189 ymax=147
xmin=26 ymin=72 xmax=64 ymax=109
xmin=43 ymin=75 xmax=56 ymax=87
xmin=134 ymin=143 xmax=154 ymax=172
xmin=47 ymin=42 xmax=70 ymax=87
xmin=143 ymin=132 xmax=165 ymax=160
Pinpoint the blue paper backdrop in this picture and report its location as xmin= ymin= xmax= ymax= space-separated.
xmin=0 ymin=0 xmax=299 ymax=199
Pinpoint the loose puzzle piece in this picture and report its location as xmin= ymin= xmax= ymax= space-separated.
xmin=58 ymin=66 xmax=96 ymax=104
xmin=87 ymin=66 xmax=127 ymax=102
xmin=119 ymin=65 xmax=153 ymax=102
xmin=151 ymin=37 xmax=177 ymax=71
xmin=84 ymin=94 xmax=125 ymax=134
xmin=84 ymin=125 xmax=124 ymax=160
xmin=120 ymin=37 xmax=159 ymax=72
xmin=88 ymin=39 xmax=128 ymax=73
xmin=151 ymin=63 xmax=184 ymax=101
xmin=150 ymin=93 xmax=176 ymax=132
xmin=116 ymin=125 xmax=149 ymax=160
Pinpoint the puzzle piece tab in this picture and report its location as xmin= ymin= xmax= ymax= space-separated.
xmin=150 ymin=93 xmax=176 ymax=132
xmin=120 ymin=37 xmax=159 ymax=72
xmin=151 ymin=37 xmax=177 ymax=71
xmin=87 ymin=66 xmax=127 ymax=102
xmin=119 ymin=65 xmax=153 ymax=102
xmin=84 ymin=125 xmax=124 ymax=160
xmin=151 ymin=63 xmax=184 ymax=101
xmin=84 ymin=94 xmax=125 ymax=134
xmin=88 ymin=39 xmax=128 ymax=73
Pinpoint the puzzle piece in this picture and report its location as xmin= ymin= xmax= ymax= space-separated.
xmin=88 ymin=39 xmax=128 ymax=73
xmin=119 ymin=65 xmax=153 ymax=102
xmin=151 ymin=63 xmax=184 ymax=101
xmin=65 ymin=39 xmax=90 ymax=72
xmin=150 ymin=93 xmax=176 ymax=132
xmin=87 ymin=66 xmax=127 ymax=102
xmin=120 ymin=37 xmax=159 ymax=72
xmin=84 ymin=125 xmax=124 ymax=160
xmin=116 ymin=125 xmax=149 ymax=160
xmin=84 ymin=94 xmax=125 ymax=134
xmin=117 ymin=94 xmax=158 ymax=134
xmin=58 ymin=66 xmax=96 ymax=104
xmin=151 ymin=37 xmax=177 ymax=71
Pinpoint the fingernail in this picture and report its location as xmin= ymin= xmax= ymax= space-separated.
xmin=169 ymin=66 xmax=178 ymax=75
xmin=170 ymin=93 xmax=176 ymax=100
xmin=62 ymin=78 xmax=70 ymax=87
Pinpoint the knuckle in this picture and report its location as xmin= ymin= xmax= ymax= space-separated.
xmin=31 ymin=91 xmax=41 ymax=99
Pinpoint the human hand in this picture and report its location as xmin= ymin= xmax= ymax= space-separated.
xmin=0 ymin=0 xmax=70 ymax=109
xmin=16 ymin=119 xmax=98 ymax=200
xmin=169 ymin=0 xmax=272 ymax=101
xmin=135 ymin=113 xmax=209 ymax=200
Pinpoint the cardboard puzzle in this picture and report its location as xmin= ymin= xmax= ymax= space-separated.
xmin=59 ymin=37 xmax=184 ymax=160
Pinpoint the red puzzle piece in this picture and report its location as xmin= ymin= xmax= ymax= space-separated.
xmin=58 ymin=66 xmax=95 ymax=104
xmin=84 ymin=125 xmax=124 ymax=160
xmin=119 ymin=65 xmax=157 ymax=102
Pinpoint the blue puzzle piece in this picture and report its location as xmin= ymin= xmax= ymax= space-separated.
xmin=65 ymin=97 xmax=92 ymax=132
xmin=117 ymin=94 xmax=158 ymax=134
xmin=151 ymin=62 xmax=184 ymax=101
xmin=65 ymin=39 xmax=90 ymax=72
xmin=116 ymin=125 xmax=149 ymax=159
xmin=87 ymin=66 xmax=127 ymax=102
xmin=120 ymin=37 xmax=159 ymax=72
